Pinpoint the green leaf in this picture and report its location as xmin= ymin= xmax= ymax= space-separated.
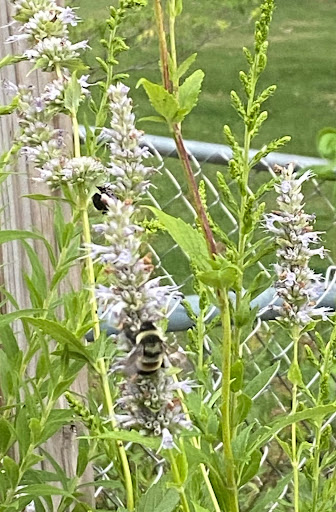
xmin=138 ymin=481 xmax=180 ymax=512
xmin=0 ymin=97 xmax=19 ymax=115
xmin=244 ymin=363 xmax=280 ymax=399
xmin=16 ymin=407 xmax=30 ymax=458
xmin=0 ymin=417 xmax=15 ymax=455
xmin=198 ymin=259 xmax=241 ymax=289
xmin=39 ymin=410 xmax=75 ymax=445
xmin=14 ymin=484 xmax=72 ymax=498
xmin=176 ymin=53 xmax=197 ymax=79
xmin=231 ymin=359 xmax=244 ymax=392
xmin=3 ymin=456 xmax=19 ymax=488
xmin=248 ymin=271 xmax=273 ymax=301
xmin=64 ymin=72 xmax=82 ymax=114
xmin=251 ymin=404 xmax=336 ymax=452
xmin=21 ymin=318 xmax=91 ymax=362
xmin=234 ymin=393 xmax=252 ymax=426
xmin=317 ymin=128 xmax=336 ymax=160
xmin=288 ymin=361 xmax=305 ymax=387
xmin=249 ymin=473 xmax=292 ymax=512
xmin=0 ymin=309 xmax=42 ymax=329
xmin=178 ymin=69 xmax=204 ymax=121
xmin=137 ymin=78 xmax=179 ymax=122
xmin=77 ymin=438 xmax=90 ymax=477
xmin=83 ymin=429 xmax=160 ymax=449
xmin=0 ymin=230 xmax=56 ymax=268
xmin=239 ymin=449 xmax=262 ymax=487
xmin=22 ymin=241 xmax=47 ymax=304
xmin=193 ymin=505 xmax=211 ymax=512
xmin=0 ymin=55 xmax=25 ymax=69
xmin=23 ymin=194 xmax=71 ymax=203
xmin=139 ymin=115 xmax=166 ymax=124
xmin=146 ymin=207 xmax=209 ymax=270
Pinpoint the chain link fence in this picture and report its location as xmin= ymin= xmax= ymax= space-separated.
xmin=89 ymin=130 xmax=336 ymax=508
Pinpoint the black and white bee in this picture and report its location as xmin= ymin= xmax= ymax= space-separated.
xmin=122 ymin=322 xmax=166 ymax=375
xmin=92 ymin=185 xmax=115 ymax=213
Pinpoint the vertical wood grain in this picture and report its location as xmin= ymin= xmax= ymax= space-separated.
xmin=0 ymin=1 xmax=94 ymax=506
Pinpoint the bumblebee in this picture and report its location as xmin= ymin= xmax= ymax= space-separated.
xmin=123 ymin=322 xmax=166 ymax=375
xmin=92 ymin=185 xmax=115 ymax=213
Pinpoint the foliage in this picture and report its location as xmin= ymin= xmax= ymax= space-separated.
xmin=0 ymin=0 xmax=336 ymax=512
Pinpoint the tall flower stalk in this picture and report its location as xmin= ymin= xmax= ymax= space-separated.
xmin=265 ymin=163 xmax=328 ymax=512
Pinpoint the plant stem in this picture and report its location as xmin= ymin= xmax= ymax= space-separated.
xmin=311 ymin=338 xmax=332 ymax=512
xmin=71 ymin=101 xmax=134 ymax=509
xmin=168 ymin=449 xmax=191 ymax=512
xmin=291 ymin=325 xmax=301 ymax=512
xmin=78 ymin=191 xmax=134 ymax=511
xmin=220 ymin=289 xmax=239 ymax=512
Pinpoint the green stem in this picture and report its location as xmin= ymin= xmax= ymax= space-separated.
xmin=311 ymin=339 xmax=332 ymax=512
xmin=71 ymin=95 xmax=134 ymax=509
xmin=291 ymin=325 xmax=301 ymax=512
xmin=79 ymin=191 xmax=134 ymax=511
xmin=95 ymin=23 xmax=118 ymax=131
xmin=220 ymin=290 xmax=239 ymax=512
xmin=169 ymin=449 xmax=191 ymax=512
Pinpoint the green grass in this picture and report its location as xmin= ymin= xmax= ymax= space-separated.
xmin=73 ymin=0 xmax=336 ymax=288
xmin=76 ymin=0 xmax=336 ymax=157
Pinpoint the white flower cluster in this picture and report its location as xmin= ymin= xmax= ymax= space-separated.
xmin=105 ymin=83 xmax=156 ymax=200
xmin=265 ymin=163 xmax=329 ymax=326
xmin=88 ymin=85 xmax=189 ymax=445
xmin=8 ymin=0 xmax=88 ymax=72
xmin=116 ymin=372 xmax=192 ymax=448
xmin=92 ymin=194 xmax=178 ymax=333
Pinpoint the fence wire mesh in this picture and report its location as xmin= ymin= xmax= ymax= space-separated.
xmin=92 ymin=132 xmax=336 ymax=509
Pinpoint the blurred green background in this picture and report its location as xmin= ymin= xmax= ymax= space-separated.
xmin=73 ymin=0 xmax=336 ymax=287
xmin=74 ymin=0 xmax=336 ymax=157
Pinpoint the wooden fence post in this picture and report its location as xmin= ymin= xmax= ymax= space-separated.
xmin=0 ymin=1 xmax=94 ymax=506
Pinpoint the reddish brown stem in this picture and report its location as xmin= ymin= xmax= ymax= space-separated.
xmin=173 ymin=125 xmax=217 ymax=256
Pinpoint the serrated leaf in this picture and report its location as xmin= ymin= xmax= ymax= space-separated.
xmin=138 ymin=481 xmax=179 ymax=512
xmin=178 ymin=69 xmax=204 ymax=121
xmin=146 ymin=207 xmax=209 ymax=270
xmin=21 ymin=318 xmax=92 ymax=362
xmin=251 ymin=404 xmax=336 ymax=452
xmin=244 ymin=363 xmax=280 ymax=399
xmin=14 ymin=484 xmax=72 ymax=498
xmin=137 ymin=79 xmax=179 ymax=122
xmin=77 ymin=438 xmax=89 ymax=477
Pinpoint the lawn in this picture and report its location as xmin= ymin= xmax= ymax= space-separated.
xmin=72 ymin=0 xmax=336 ymax=288
xmin=74 ymin=0 xmax=336 ymax=157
